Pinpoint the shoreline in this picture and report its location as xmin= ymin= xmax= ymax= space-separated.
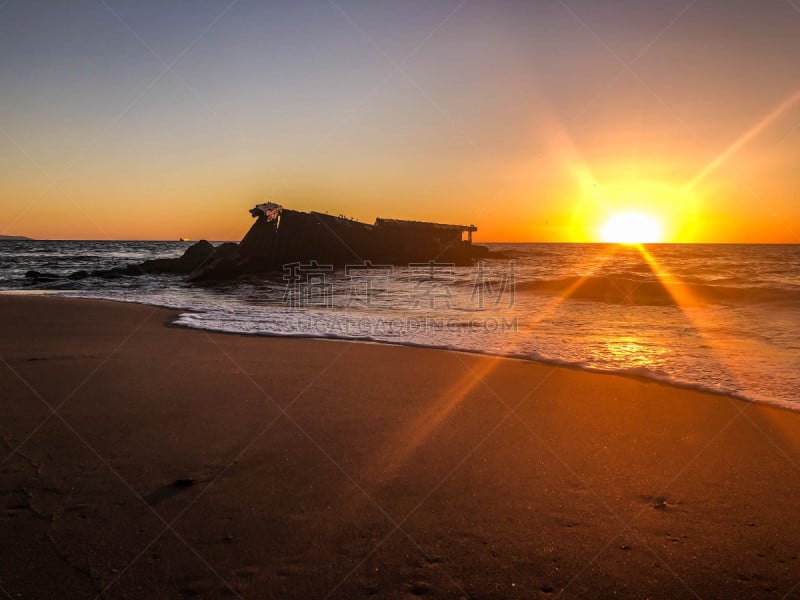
xmin=2 ymin=294 xmax=800 ymax=598
xmin=0 ymin=289 xmax=783 ymax=413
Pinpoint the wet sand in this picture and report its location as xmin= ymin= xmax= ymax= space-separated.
xmin=1 ymin=295 xmax=799 ymax=599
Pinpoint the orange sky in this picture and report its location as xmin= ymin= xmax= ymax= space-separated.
xmin=1 ymin=2 xmax=799 ymax=243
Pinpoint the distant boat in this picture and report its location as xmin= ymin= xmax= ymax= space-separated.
xmin=179 ymin=237 xmax=191 ymax=242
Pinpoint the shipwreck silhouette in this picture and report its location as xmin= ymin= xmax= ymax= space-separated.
xmin=190 ymin=203 xmax=489 ymax=281
xmin=40 ymin=204 xmax=494 ymax=283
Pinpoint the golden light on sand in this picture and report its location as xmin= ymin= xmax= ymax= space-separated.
xmin=599 ymin=212 xmax=663 ymax=244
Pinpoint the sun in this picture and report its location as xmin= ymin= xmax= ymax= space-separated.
xmin=600 ymin=212 xmax=663 ymax=244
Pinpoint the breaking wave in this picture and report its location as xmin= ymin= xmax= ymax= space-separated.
xmin=2 ymin=241 xmax=799 ymax=411
xmin=514 ymin=275 xmax=799 ymax=306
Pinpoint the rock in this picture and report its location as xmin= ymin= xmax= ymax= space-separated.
xmin=187 ymin=243 xmax=248 ymax=282
xmin=140 ymin=240 xmax=214 ymax=274
xmin=73 ymin=240 xmax=216 ymax=280
xmin=91 ymin=264 xmax=144 ymax=279
xmin=25 ymin=270 xmax=60 ymax=281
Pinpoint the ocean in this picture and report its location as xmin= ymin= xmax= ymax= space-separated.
xmin=1 ymin=240 xmax=798 ymax=410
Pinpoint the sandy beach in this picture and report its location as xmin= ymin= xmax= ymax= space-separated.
xmin=1 ymin=295 xmax=799 ymax=599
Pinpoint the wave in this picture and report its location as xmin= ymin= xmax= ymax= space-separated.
xmin=515 ymin=275 xmax=799 ymax=306
xmin=3 ymin=288 xmax=794 ymax=412
xmin=172 ymin=311 xmax=774 ymax=409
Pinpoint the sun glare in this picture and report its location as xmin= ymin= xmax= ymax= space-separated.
xmin=600 ymin=212 xmax=663 ymax=244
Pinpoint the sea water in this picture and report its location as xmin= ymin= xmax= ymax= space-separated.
xmin=2 ymin=240 xmax=798 ymax=410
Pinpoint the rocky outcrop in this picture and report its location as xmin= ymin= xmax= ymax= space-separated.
xmin=187 ymin=243 xmax=248 ymax=282
xmin=91 ymin=240 xmax=214 ymax=279
xmin=44 ymin=240 xmax=217 ymax=282
xmin=25 ymin=270 xmax=61 ymax=282
xmin=139 ymin=240 xmax=214 ymax=274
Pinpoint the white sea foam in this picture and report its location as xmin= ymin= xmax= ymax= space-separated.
xmin=2 ymin=241 xmax=798 ymax=411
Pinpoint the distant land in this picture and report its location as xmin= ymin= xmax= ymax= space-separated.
xmin=0 ymin=235 xmax=33 ymax=240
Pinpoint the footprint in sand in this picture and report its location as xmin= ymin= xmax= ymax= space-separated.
xmin=638 ymin=494 xmax=681 ymax=511
xmin=144 ymin=478 xmax=196 ymax=506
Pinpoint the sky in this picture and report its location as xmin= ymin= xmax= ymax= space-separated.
xmin=1 ymin=0 xmax=799 ymax=242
